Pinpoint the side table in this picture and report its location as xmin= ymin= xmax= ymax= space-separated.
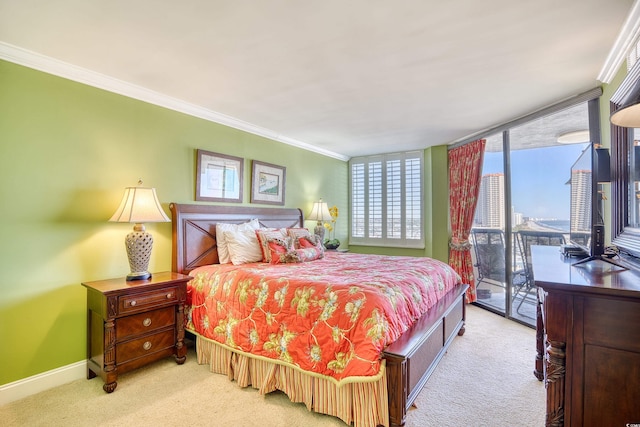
xmin=82 ymin=272 xmax=191 ymax=392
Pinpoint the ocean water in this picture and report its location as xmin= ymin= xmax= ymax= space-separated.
xmin=535 ymin=219 xmax=570 ymax=232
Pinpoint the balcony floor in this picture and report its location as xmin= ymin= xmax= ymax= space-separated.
xmin=474 ymin=281 xmax=536 ymax=327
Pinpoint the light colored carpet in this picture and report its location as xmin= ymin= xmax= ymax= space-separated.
xmin=0 ymin=305 xmax=545 ymax=426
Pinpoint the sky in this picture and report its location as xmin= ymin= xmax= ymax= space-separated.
xmin=481 ymin=143 xmax=590 ymax=220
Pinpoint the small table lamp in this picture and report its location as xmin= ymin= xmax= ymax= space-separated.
xmin=307 ymin=199 xmax=332 ymax=241
xmin=109 ymin=181 xmax=170 ymax=280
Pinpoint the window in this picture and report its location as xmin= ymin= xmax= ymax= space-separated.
xmin=349 ymin=151 xmax=424 ymax=248
xmin=461 ymin=92 xmax=600 ymax=327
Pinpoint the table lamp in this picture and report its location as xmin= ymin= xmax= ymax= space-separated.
xmin=109 ymin=181 xmax=170 ymax=280
xmin=307 ymin=199 xmax=332 ymax=241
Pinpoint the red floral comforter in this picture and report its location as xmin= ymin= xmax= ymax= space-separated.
xmin=185 ymin=252 xmax=461 ymax=381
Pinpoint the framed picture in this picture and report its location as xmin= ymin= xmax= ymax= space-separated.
xmin=195 ymin=149 xmax=243 ymax=203
xmin=251 ymin=160 xmax=286 ymax=205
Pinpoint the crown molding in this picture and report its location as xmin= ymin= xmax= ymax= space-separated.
xmin=0 ymin=42 xmax=349 ymax=161
xmin=597 ymin=0 xmax=640 ymax=84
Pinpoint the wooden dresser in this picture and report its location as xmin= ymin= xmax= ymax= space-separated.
xmin=532 ymin=246 xmax=640 ymax=426
xmin=82 ymin=272 xmax=191 ymax=392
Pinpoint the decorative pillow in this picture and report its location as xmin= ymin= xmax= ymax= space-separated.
xmin=297 ymin=233 xmax=325 ymax=255
xmin=224 ymin=228 xmax=263 ymax=265
xmin=293 ymin=246 xmax=324 ymax=262
xmin=269 ymin=233 xmax=324 ymax=264
xmin=255 ymin=228 xmax=289 ymax=262
xmin=216 ymin=219 xmax=260 ymax=264
xmin=287 ymin=228 xmax=312 ymax=248
xmin=270 ymin=246 xmax=324 ymax=264
xmin=266 ymin=236 xmax=296 ymax=264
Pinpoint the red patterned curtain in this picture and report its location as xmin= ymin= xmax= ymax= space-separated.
xmin=448 ymin=139 xmax=486 ymax=303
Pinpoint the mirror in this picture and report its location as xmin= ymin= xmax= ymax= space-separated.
xmin=611 ymin=66 xmax=640 ymax=258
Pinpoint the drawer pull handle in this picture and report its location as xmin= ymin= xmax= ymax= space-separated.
xmin=142 ymin=318 xmax=152 ymax=327
xmin=166 ymin=293 xmax=172 ymax=299
xmin=130 ymin=300 xmax=137 ymax=307
xmin=143 ymin=341 xmax=152 ymax=351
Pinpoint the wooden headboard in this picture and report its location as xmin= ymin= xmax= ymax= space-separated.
xmin=170 ymin=203 xmax=304 ymax=274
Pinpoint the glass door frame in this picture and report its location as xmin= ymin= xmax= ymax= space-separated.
xmin=462 ymin=93 xmax=602 ymax=327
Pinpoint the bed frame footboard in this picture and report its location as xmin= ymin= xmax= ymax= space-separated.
xmin=383 ymin=283 xmax=468 ymax=427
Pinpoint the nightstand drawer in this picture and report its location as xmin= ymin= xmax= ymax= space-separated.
xmin=116 ymin=329 xmax=176 ymax=364
xmin=115 ymin=307 xmax=175 ymax=341
xmin=118 ymin=286 xmax=179 ymax=315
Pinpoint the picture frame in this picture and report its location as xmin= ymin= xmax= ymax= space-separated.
xmin=195 ymin=149 xmax=243 ymax=203
xmin=251 ymin=160 xmax=286 ymax=206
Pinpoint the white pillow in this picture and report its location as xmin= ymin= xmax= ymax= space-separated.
xmin=216 ymin=219 xmax=260 ymax=264
xmin=224 ymin=228 xmax=264 ymax=265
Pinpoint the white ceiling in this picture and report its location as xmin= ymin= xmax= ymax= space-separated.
xmin=0 ymin=0 xmax=637 ymax=159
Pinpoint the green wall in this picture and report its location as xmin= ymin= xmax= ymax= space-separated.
xmin=423 ymin=145 xmax=450 ymax=261
xmin=0 ymin=60 xmax=349 ymax=385
xmin=0 ymin=59 xmax=450 ymax=385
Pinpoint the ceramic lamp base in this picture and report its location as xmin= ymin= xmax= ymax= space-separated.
xmin=314 ymin=222 xmax=326 ymax=241
xmin=124 ymin=225 xmax=153 ymax=281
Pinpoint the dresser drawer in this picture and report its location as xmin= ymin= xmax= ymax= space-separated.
xmin=118 ymin=286 xmax=179 ymax=315
xmin=115 ymin=306 xmax=175 ymax=341
xmin=584 ymin=296 xmax=640 ymax=353
xmin=116 ymin=329 xmax=176 ymax=364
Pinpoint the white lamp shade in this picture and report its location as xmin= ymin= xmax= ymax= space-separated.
xmin=307 ymin=200 xmax=332 ymax=222
xmin=109 ymin=186 xmax=170 ymax=223
xmin=611 ymin=102 xmax=640 ymax=128
xmin=611 ymin=83 xmax=640 ymax=128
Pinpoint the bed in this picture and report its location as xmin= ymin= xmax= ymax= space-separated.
xmin=170 ymin=203 xmax=468 ymax=427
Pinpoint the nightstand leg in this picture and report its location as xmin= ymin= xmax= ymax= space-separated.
xmin=175 ymin=302 xmax=187 ymax=364
xmin=103 ymin=381 xmax=117 ymax=393
xmin=104 ymin=318 xmax=118 ymax=392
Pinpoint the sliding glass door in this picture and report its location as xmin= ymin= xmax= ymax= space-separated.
xmin=470 ymin=101 xmax=592 ymax=326
xmin=470 ymin=132 xmax=506 ymax=314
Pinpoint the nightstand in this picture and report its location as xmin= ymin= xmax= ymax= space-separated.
xmin=82 ymin=271 xmax=192 ymax=393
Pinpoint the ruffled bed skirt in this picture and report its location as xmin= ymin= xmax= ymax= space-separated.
xmin=195 ymin=334 xmax=389 ymax=427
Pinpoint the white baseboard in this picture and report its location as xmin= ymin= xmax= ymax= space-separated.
xmin=0 ymin=360 xmax=87 ymax=406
